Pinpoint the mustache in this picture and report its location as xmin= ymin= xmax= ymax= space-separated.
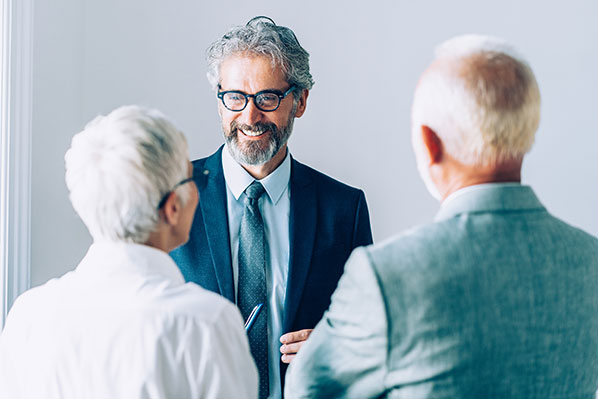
xmin=230 ymin=121 xmax=278 ymax=135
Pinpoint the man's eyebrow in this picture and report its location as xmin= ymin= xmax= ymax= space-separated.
xmin=258 ymin=88 xmax=285 ymax=94
xmin=218 ymin=86 xmax=286 ymax=93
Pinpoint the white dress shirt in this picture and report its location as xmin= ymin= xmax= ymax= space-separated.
xmin=222 ymin=145 xmax=290 ymax=399
xmin=0 ymin=241 xmax=258 ymax=399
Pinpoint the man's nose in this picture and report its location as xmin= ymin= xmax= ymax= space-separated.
xmin=238 ymin=99 xmax=264 ymax=125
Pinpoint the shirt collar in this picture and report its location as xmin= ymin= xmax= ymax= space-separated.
xmin=76 ymin=241 xmax=185 ymax=284
xmin=221 ymin=144 xmax=291 ymax=205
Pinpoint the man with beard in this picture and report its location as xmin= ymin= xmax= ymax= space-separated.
xmin=170 ymin=16 xmax=373 ymax=399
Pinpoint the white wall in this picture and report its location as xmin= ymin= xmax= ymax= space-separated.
xmin=31 ymin=0 xmax=598 ymax=286
xmin=32 ymin=0 xmax=88 ymax=286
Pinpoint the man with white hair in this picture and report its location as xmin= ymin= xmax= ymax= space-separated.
xmin=284 ymin=35 xmax=598 ymax=398
xmin=0 ymin=105 xmax=258 ymax=398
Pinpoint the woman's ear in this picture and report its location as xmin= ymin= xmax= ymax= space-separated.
xmin=161 ymin=192 xmax=181 ymax=226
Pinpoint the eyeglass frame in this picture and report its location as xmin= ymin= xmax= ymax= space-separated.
xmin=157 ymin=177 xmax=195 ymax=209
xmin=217 ymin=85 xmax=297 ymax=112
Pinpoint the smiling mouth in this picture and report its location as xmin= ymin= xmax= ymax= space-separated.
xmin=239 ymin=128 xmax=268 ymax=138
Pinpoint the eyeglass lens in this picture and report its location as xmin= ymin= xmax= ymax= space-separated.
xmin=223 ymin=92 xmax=281 ymax=111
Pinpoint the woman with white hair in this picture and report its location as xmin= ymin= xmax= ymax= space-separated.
xmin=0 ymin=105 xmax=258 ymax=399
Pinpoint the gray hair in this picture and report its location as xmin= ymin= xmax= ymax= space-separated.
xmin=412 ymin=34 xmax=541 ymax=165
xmin=65 ymin=105 xmax=191 ymax=243
xmin=206 ymin=16 xmax=314 ymax=98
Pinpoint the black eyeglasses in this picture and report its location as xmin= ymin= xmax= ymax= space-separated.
xmin=217 ymin=85 xmax=296 ymax=112
xmin=157 ymin=177 xmax=194 ymax=209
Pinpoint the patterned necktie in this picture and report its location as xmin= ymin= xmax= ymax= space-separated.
xmin=237 ymin=181 xmax=269 ymax=399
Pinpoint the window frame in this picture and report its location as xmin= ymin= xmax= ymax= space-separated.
xmin=0 ymin=0 xmax=33 ymax=329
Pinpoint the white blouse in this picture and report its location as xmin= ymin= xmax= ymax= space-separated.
xmin=0 ymin=241 xmax=258 ymax=399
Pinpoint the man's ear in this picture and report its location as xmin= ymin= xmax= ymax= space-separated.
xmin=161 ymin=192 xmax=181 ymax=226
xmin=294 ymin=89 xmax=309 ymax=118
xmin=421 ymin=125 xmax=443 ymax=164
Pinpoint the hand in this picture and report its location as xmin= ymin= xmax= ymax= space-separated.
xmin=279 ymin=329 xmax=313 ymax=364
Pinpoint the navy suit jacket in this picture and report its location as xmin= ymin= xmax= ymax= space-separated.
xmin=170 ymin=146 xmax=373 ymax=386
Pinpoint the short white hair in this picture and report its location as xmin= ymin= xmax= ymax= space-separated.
xmin=65 ymin=105 xmax=191 ymax=243
xmin=412 ymin=34 xmax=541 ymax=165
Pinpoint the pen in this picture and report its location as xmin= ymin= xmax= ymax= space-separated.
xmin=244 ymin=303 xmax=264 ymax=332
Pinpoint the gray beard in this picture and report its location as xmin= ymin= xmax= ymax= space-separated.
xmin=223 ymin=108 xmax=296 ymax=166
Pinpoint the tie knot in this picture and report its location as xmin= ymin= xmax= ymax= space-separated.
xmin=244 ymin=181 xmax=266 ymax=200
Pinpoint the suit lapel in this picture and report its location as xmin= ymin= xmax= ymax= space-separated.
xmin=197 ymin=147 xmax=235 ymax=302
xmin=283 ymin=159 xmax=317 ymax=332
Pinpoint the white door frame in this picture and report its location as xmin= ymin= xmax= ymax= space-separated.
xmin=0 ymin=0 xmax=33 ymax=329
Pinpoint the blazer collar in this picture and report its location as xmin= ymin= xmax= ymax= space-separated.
xmin=284 ymin=158 xmax=317 ymax=332
xmin=435 ymin=183 xmax=545 ymax=222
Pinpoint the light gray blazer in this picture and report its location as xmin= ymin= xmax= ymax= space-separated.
xmin=285 ymin=184 xmax=598 ymax=399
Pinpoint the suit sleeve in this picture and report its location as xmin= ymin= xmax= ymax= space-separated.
xmin=352 ymin=190 xmax=373 ymax=248
xmin=284 ymin=248 xmax=387 ymax=399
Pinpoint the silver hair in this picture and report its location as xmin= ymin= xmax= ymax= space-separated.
xmin=65 ymin=105 xmax=191 ymax=243
xmin=412 ymin=34 xmax=541 ymax=165
xmin=206 ymin=16 xmax=314 ymax=99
